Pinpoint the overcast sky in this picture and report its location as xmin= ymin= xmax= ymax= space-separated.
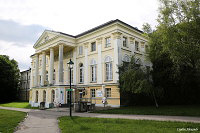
xmin=0 ymin=0 xmax=159 ymax=71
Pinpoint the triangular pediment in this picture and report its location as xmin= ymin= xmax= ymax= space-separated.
xmin=33 ymin=30 xmax=60 ymax=48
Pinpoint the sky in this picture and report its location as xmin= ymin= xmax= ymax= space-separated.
xmin=0 ymin=0 xmax=159 ymax=71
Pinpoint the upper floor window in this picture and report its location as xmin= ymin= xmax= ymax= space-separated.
xmin=39 ymin=59 xmax=42 ymax=66
xmin=106 ymin=88 xmax=111 ymax=97
xmin=90 ymin=59 xmax=97 ymax=82
xmin=135 ymin=41 xmax=139 ymax=51
xmin=91 ymin=89 xmax=96 ymax=98
xmin=79 ymin=63 xmax=84 ymax=83
xmin=105 ymin=37 xmax=111 ymax=47
xmin=105 ymin=56 xmax=113 ymax=81
xmin=79 ymin=46 xmax=83 ymax=55
xmin=91 ymin=42 xmax=96 ymax=52
xmin=122 ymin=37 xmax=128 ymax=47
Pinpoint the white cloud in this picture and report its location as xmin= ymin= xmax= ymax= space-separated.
xmin=0 ymin=40 xmax=34 ymax=71
xmin=0 ymin=0 xmax=159 ymax=71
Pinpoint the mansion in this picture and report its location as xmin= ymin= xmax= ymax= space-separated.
xmin=29 ymin=19 xmax=151 ymax=108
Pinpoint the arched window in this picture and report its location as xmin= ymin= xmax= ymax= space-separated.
xmin=52 ymin=90 xmax=55 ymax=103
xmin=135 ymin=58 xmax=142 ymax=65
xmin=123 ymin=55 xmax=130 ymax=62
xmin=90 ymin=59 xmax=97 ymax=82
xmin=35 ymin=91 xmax=38 ymax=103
xmin=43 ymin=90 xmax=46 ymax=102
xmin=79 ymin=63 xmax=84 ymax=83
xmin=105 ymin=56 xmax=113 ymax=80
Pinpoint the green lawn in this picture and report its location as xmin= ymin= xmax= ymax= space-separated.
xmin=0 ymin=102 xmax=38 ymax=109
xmin=93 ymin=105 xmax=200 ymax=117
xmin=0 ymin=109 xmax=26 ymax=133
xmin=59 ymin=116 xmax=200 ymax=133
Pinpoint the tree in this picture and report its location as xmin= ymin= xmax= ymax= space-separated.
xmin=119 ymin=56 xmax=160 ymax=107
xmin=143 ymin=0 xmax=200 ymax=104
xmin=0 ymin=55 xmax=20 ymax=102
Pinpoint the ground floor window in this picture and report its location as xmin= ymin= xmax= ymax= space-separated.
xmin=43 ymin=90 xmax=46 ymax=102
xmin=35 ymin=91 xmax=38 ymax=103
xmin=52 ymin=90 xmax=55 ymax=103
xmin=91 ymin=89 xmax=96 ymax=98
xmin=106 ymin=88 xmax=111 ymax=97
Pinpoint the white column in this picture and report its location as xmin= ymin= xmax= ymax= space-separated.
xmin=34 ymin=54 xmax=39 ymax=87
xmin=41 ymin=52 xmax=46 ymax=86
xmin=73 ymin=48 xmax=77 ymax=84
xmin=97 ymin=38 xmax=102 ymax=84
xmin=84 ymin=43 xmax=88 ymax=84
xmin=113 ymin=32 xmax=122 ymax=82
xmin=49 ymin=48 xmax=54 ymax=85
xmin=58 ymin=44 xmax=64 ymax=84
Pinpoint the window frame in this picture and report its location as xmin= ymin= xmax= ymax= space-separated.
xmin=79 ymin=46 xmax=83 ymax=55
xmin=106 ymin=88 xmax=111 ymax=98
xmin=91 ymin=89 xmax=96 ymax=98
xmin=79 ymin=63 xmax=84 ymax=83
xmin=105 ymin=37 xmax=111 ymax=48
xmin=91 ymin=42 xmax=96 ymax=52
xmin=135 ymin=41 xmax=140 ymax=51
xmin=122 ymin=36 xmax=128 ymax=47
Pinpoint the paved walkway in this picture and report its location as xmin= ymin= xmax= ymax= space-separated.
xmin=0 ymin=106 xmax=200 ymax=133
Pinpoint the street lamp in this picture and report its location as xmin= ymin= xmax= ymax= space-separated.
xmin=67 ymin=59 xmax=74 ymax=117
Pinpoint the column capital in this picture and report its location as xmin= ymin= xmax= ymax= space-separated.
xmin=112 ymin=32 xmax=122 ymax=39
xmin=42 ymin=51 xmax=46 ymax=54
xmin=129 ymin=37 xmax=135 ymax=43
xmin=96 ymin=37 xmax=103 ymax=44
xmin=84 ymin=42 xmax=89 ymax=48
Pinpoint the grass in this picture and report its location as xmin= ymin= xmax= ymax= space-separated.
xmin=0 ymin=109 xmax=26 ymax=133
xmin=93 ymin=105 xmax=200 ymax=117
xmin=59 ymin=116 xmax=200 ymax=133
xmin=0 ymin=102 xmax=38 ymax=109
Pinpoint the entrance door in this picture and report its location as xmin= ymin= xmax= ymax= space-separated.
xmin=66 ymin=91 xmax=70 ymax=106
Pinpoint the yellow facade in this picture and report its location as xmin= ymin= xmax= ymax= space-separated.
xmin=29 ymin=19 xmax=150 ymax=108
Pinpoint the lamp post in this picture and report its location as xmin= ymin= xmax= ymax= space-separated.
xmin=67 ymin=59 xmax=74 ymax=117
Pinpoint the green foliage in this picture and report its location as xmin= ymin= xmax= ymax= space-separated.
xmin=0 ymin=109 xmax=26 ymax=133
xmin=119 ymin=57 xmax=160 ymax=106
xmin=0 ymin=102 xmax=39 ymax=109
xmin=143 ymin=0 xmax=200 ymax=104
xmin=59 ymin=116 xmax=200 ymax=133
xmin=0 ymin=55 xmax=20 ymax=102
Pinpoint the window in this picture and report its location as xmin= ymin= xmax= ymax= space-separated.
xmin=123 ymin=37 xmax=128 ymax=47
xmin=105 ymin=37 xmax=111 ymax=47
xmin=46 ymin=71 xmax=48 ymax=81
xmin=79 ymin=63 xmax=84 ymax=83
xmin=53 ymin=69 xmax=56 ymax=81
xmin=90 ymin=59 xmax=97 ymax=82
xmin=91 ymin=89 xmax=95 ymax=98
xmin=35 ymin=91 xmax=38 ymax=103
xmin=105 ymin=56 xmax=113 ymax=81
xmin=52 ymin=90 xmax=55 ymax=103
xmin=79 ymin=46 xmax=83 ymax=55
xmin=123 ymin=55 xmax=130 ymax=62
xmin=43 ymin=90 xmax=46 ymax=102
xmin=91 ymin=42 xmax=96 ymax=52
xmin=106 ymin=88 xmax=111 ymax=97
xmin=135 ymin=41 xmax=139 ymax=51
